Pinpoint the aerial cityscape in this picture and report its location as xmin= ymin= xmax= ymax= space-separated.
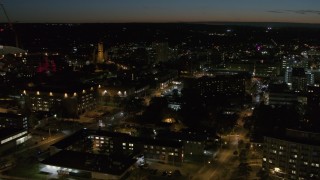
xmin=0 ymin=1 xmax=320 ymax=180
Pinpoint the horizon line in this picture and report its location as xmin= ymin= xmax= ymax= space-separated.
xmin=0 ymin=21 xmax=320 ymax=25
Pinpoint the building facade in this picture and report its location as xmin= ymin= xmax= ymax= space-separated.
xmin=263 ymin=129 xmax=320 ymax=179
xmin=22 ymin=84 xmax=97 ymax=117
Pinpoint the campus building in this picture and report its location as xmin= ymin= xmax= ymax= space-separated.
xmin=42 ymin=129 xmax=184 ymax=179
xmin=263 ymin=129 xmax=320 ymax=179
xmin=22 ymin=83 xmax=97 ymax=117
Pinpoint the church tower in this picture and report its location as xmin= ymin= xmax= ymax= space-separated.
xmin=97 ymin=42 xmax=104 ymax=63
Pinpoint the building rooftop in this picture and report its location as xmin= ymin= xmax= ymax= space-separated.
xmin=52 ymin=128 xmax=183 ymax=150
xmin=0 ymin=128 xmax=26 ymax=140
xmin=42 ymin=150 xmax=136 ymax=175
xmin=0 ymin=113 xmax=24 ymax=119
xmin=265 ymin=128 xmax=320 ymax=146
xmin=0 ymin=46 xmax=26 ymax=56
xmin=24 ymin=83 xmax=96 ymax=94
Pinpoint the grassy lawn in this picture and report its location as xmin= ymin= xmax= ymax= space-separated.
xmin=4 ymin=156 xmax=47 ymax=180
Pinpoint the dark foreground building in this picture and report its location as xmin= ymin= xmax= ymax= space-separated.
xmin=263 ymin=129 xmax=320 ymax=179
xmin=42 ymin=128 xmax=184 ymax=179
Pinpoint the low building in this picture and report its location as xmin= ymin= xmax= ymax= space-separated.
xmin=49 ymin=129 xmax=184 ymax=165
xmin=41 ymin=150 xmax=136 ymax=180
xmin=0 ymin=113 xmax=28 ymax=130
xmin=0 ymin=128 xmax=29 ymax=154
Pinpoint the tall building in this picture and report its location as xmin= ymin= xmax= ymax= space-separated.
xmin=263 ymin=129 xmax=320 ymax=179
xmin=292 ymin=68 xmax=308 ymax=92
xmin=265 ymin=83 xmax=297 ymax=106
xmin=197 ymin=75 xmax=246 ymax=97
xmin=152 ymin=42 xmax=169 ymax=63
xmin=96 ymin=42 xmax=104 ymax=63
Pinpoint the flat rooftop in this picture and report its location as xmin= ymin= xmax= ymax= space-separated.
xmin=42 ymin=150 xmax=136 ymax=175
xmin=52 ymin=128 xmax=183 ymax=149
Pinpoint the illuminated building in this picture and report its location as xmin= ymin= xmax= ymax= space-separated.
xmin=42 ymin=128 xmax=184 ymax=178
xmin=0 ymin=113 xmax=29 ymax=154
xmin=96 ymin=42 xmax=104 ymax=63
xmin=197 ymin=75 xmax=246 ymax=97
xmin=291 ymin=68 xmax=308 ymax=92
xmin=254 ymin=62 xmax=280 ymax=77
xmin=265 ymin=83 xmax=297 ymax=106
xmin=0 ymin=113 xmax=28 ymax=130
xmin=0 ymin=129 xmax=29 ymax=154
xmin=263 ymin=129 xmax=320 ymax=179
xmin=22 ymin=84 xmax=97 ymax=117
xmin=49 ymin=129 xmax=184 ymax=165
xmin=42 ymin=150 xmax=136 ymax=180
xmin=156 ymin=129 xmax=219 ymax=156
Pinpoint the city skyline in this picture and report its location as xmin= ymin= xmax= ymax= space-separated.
xmin=1 ymin=0 xmax=320 ymax=24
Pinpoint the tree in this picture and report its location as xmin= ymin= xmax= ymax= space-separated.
xmin=128 ymin=168 xmax=148 ymax=180
xmin=239 ymin=149 xmax=248 ymax=163
xmin=238 ymin=162 xmax=252 ymax=178
xmin=83 ymin=138 xmax=93 ymax=153
xmin=238 ymin=140 xmax=245 ymax=150
xmin=98 ymin=142 xmax=109 ymax=155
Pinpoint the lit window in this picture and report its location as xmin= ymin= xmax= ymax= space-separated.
xmin=122 ymin=143 xmax=126 ymax=146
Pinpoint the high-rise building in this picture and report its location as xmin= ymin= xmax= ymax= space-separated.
xmin=197 ymin=75 xmax=246 ymax=97
xmin=152 ymin=42 xmax=169 ymax=63
xmin=292 ymin=68 xmax=308 ymax=92
xmin=265 ymin=83 xmax=297 ymax=106
xmin=96 ymin=42 xmax=104 ymax=63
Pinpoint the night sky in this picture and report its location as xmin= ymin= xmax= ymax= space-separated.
xmin=2 ymin=0 xmax=320 ymax=23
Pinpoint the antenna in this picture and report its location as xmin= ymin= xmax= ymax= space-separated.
xmin=0 ymin=3 xmax=19 ymax=47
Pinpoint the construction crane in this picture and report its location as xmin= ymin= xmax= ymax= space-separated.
xmin=0 ymin=2 xmax=19 ymax=47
